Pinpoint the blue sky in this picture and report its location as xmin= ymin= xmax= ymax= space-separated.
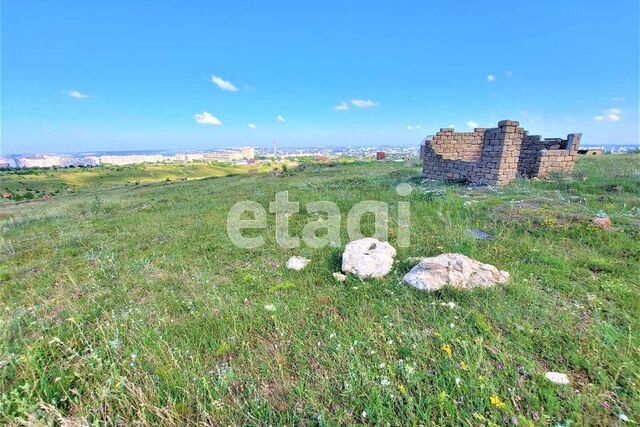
xmin=1 ymin=0 xmax=638 ymax=155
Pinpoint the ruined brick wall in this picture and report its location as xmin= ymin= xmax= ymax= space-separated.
xmin=421 ymin=128 xmax=484 ymax=181
xmin=422 ymin=120 xmax=524 ymax=185
xmin=480 ymin=121 xmax=525 ymax=185
xmin=535 ymin=133 xmax=580 ymax=177
xmin=421 ymin=120 xmax=580 ymax=185
xmin=517 ymin=134 xmax=581 ymax=177
xmin=517 ymin=135 xmax=556 ymax=177
xmin=426 ymin=128 xmax=485 ymax=161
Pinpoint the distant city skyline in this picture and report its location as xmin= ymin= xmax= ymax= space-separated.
xmin=2 ymin=0 xmax=639 ymax=155
xmin=2 ymin=141 xmax=635 ymax=159
xmin=2 ymin=145 xmax=424 ymax=168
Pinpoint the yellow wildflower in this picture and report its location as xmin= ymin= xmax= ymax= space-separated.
xmin=399 ymin=384 xmax=408 ymax=396
xmin=441 ymin=343 xmax=452 ymax=358
xmin=459 ymin=360 xmax=468 ymax=371
xmin=489 ymin=395 xmax=506 ymax=409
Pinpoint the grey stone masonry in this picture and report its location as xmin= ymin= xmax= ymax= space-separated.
xmin=420 ymin=120 xmax=581 ymax=185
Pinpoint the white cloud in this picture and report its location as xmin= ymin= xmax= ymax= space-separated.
xmin=63 ymin=90 xmax=89 ymax=99
xmin=277 ymin=115 xmax=286 ymax=122
xmin=406 ymin=125 xmax=413 ymax=130
xmin=594 ymin=108 xmax=622 ymax=122
xmin=351 ymin=99 xmax=378 ymax=108
xmin=335 ymin=101 xmax=349 ymax=111
xmin=406 ymin=124 xmax=421 ymax=130
xmin=448 ymin=124 xmax=455 ymax=128
xmin=211 ymin=75 xmax=238 ymax=92
xmin=466 ymin=121 xmax=478 ymax=128
xmin=486 ymin=75 xmax=496 ymax=82
xmin=194 ymin=111 xmax=222 ymax=125
xmin=248 ymin=123 xmax=256 ymax=129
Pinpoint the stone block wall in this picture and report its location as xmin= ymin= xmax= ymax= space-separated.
xmin=517 ymin=133 xmax=580 ymax=178
xmin=535 ymin=133 xmax=580 ymax=177
xmin=421 ymin=120 xmax=581 ymax=185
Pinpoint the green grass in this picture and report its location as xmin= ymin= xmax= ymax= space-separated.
xmin=0 ymin=161 xmax=270 ymax=201
xmin=0 ymin=155 xmax=638 ymax=425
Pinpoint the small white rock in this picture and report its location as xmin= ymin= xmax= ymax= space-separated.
xmin=332 ymin=272 xmax=347 ymax=282
xmin=545 ymin=371 xmax=570 ymax=384
xmin=285 ymin=256 xmax=310 ymax=271
xmin=441 ymin=302 xmax=457 ymax=309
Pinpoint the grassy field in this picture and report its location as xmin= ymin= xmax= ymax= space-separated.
xmin=0 ymin=162 xmax=271 ymax=201
xmin=0 ymin=154 xmax=638 ymax=425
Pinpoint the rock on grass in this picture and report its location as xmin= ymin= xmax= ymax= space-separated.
xmin=341 ymin=238 xmax=396 ymax=279
xmin=285 ymin=256 xmax=310 ymax=271
xmin=591 ymin=217 xmax=612 ymax=228
xmin=545 ymin=372 xmax=570 ymax=384
xmin=332 ymin=272 xmax=347 ymax=282
xmin=403 ymin=253 xmax=509 ymax=291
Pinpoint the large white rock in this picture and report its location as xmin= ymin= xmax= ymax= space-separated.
xmin=341 ymin=238 xmax=396 ymax=279
xmin=285 ymin=256 xmax=309 ymax=271
xmin=403 ymin=253 xmax=509 ymax=291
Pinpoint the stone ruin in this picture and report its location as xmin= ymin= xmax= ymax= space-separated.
xmin=420 ymin=120 xmax=581 ymax=185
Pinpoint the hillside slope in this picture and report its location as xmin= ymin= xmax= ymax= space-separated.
xmin=1 ymin=156 xmax=639 ymax=425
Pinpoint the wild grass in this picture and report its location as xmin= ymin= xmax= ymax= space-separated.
xmin=0 ymin=154 xmax=638 ymax=425
xmin=0 ymin=161 xmax=271 ymax=200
